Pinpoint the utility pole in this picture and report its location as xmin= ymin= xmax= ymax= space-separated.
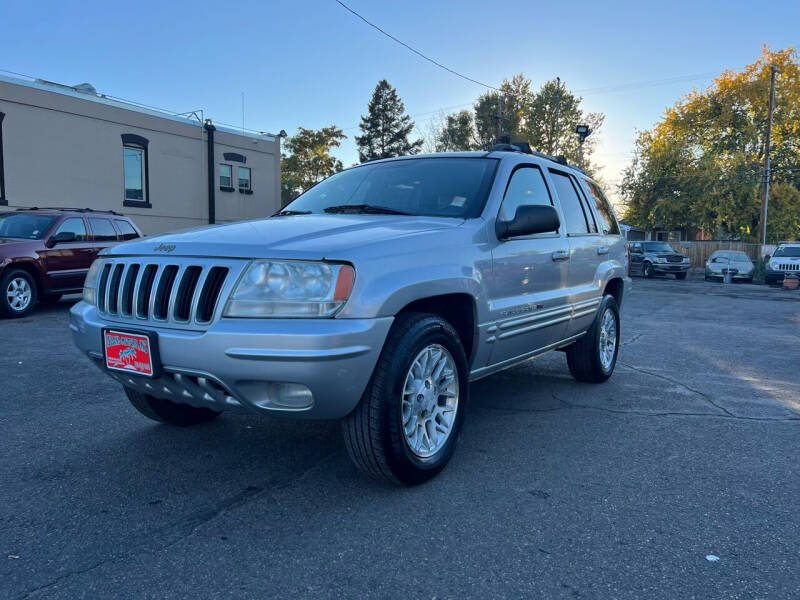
xmin=760 ymin=65 xmax=780 ymax=245
xmin=553 ymin=77 xmax=562 ymax=155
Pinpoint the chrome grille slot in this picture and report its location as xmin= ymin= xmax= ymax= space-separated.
xmin=120 ymin=264 xmax=139 ymax=315
xmin=93 ymin=257 xmax=243 ymax=329
xmin=196 ymin=267 xmax=229 ymax=323
xmin=96 ymin=263 xmax=112 ymax=312
xmin=174 ymin=266 xmax=203 ymax=322
xmin=106 ymin=264 xmax=124 ymax=314
xmin=153 ymin=265 xmax=179 ymax=320
xmin=136 ymin=265 xmax=158 ymax=318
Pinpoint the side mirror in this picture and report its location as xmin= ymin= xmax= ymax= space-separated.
xmin=48 ymin=231 xmax=77 ymax=247
xmin=496 ymin=205 xmax=560 ymax=240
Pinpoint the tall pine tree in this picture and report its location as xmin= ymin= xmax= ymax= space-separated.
xmin=356 ymin=79 xmax=422 ymax=162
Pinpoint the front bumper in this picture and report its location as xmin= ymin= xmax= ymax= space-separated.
xmin=653 ymin=263 xmax=690 ymax=273
xmin=706 ymin=268 xmax=753 ymax=280
xmin=70 ymin=301 xmax=393 ymax=419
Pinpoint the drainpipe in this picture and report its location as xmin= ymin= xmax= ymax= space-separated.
xmin=204 ymin=121 xmax=216 ymax=224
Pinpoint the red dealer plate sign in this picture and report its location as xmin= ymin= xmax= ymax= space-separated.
xmin=104 ymin=330 xmax=155 ymax=377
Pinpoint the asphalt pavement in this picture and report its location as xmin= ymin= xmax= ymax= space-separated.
xmin=1 ymin=276 xmax=799 ymax=599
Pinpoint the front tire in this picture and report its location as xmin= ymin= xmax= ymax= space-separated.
xmin=566 ymin=295 xmax=620 ymax=383
xmin=124 ymin=387 xmax=221 ymax=426
xmin=1 ymin=269 xmax=37 ymax=318
xmin=342 ymin=313 xmax=468 ymax=485
xmin=642 ymin=262 xmax=654 ymax=278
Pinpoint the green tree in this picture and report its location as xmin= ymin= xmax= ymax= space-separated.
xmin=472 ymin=74 xmax=533 ymax=150
xmin=356 ymin=79 xmax=422 ymax=162
xmin=522 ymin=78 xmax=605 ymax=169
xmin=280 ymin=125 xmax=346 ymax=205
xmin=435 ymin=110 xmax=475 ymax=151
xmin=620 ymin=46 xmax=800 ymax=242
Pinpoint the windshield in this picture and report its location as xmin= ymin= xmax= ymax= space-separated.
xmin=0 ymin=213 xmax=56 ymax=240
xmin=712 ymin=251 xmax=750 ymax=261
xmin=774 ymin=245 xmax=800 ymax=257
xmin=281 ymin=157 xmax=498 ymax=218
xmin=644 ymin=242 xmax=676 ymax=253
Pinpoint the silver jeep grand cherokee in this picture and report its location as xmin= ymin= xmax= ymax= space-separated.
xmin=70 ymin=148 xmax=629 ymax=485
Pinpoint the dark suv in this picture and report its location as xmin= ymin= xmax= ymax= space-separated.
xmin=628 ymin=241 xmax=691 ymax=279
xmin=0 ymin=208 xmax=142 ymax=317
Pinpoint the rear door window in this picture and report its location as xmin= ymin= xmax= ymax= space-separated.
xmin=89 ymin=218 xmax=118 ymax=242
xmin=549 ymin=170 xmax=595 ymax=235
xmin=584 ymin=181 xmax=620 ymax=235
xmin=114 ymin=220 xmax=140 ymax=240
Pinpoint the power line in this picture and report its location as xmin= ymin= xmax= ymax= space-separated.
xmin=332 ymin=0 xmax=500 ymax=91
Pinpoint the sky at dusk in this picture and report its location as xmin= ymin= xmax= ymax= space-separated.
xmin=2 ymin=0 xmax=798 ymax=196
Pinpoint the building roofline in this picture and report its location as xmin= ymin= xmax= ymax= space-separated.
xmin=0 ymin=72 xmax=275 ymax=142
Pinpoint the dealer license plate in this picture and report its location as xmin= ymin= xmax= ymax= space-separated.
xmin=103 ymin=330 xmax=156 ymax=377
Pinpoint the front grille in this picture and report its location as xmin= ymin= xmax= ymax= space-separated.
xmin=777 ymin=263 xmax=799 ymax=271
xmin=666 ymin=255 xmax=683 ymax=263
xmin=94 ymin=257 xmax=245 ymax=328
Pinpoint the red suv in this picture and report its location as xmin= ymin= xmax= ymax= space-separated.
xmin=0 ymin=208 xmax=142 ymax=317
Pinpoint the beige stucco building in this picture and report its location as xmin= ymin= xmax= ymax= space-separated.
xmin=0 ymin=74 xmax=281 ymax=235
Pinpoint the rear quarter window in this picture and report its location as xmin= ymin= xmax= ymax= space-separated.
xmin=584 ymin=181 xmax=620 ymax=235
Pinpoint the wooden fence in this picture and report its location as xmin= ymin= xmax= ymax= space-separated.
xmin=669 ymin=241 xmax=772 ymax=268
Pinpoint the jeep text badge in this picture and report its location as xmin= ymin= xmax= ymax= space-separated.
xmin=154 ymin=243 xmax=176 ymax=253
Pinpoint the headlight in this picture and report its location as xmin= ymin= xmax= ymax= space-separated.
xmin=224 ymin=260 xmax=355 ymax=318
xmin=82 ymin=259 xmax=104 ymax=305
xmin=654 ymin=257 xmax=667 ymax=263
xmin=682 ymin=256 xmax=690 ymax=263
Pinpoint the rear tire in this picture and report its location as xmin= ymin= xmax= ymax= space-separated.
xmin=566 ymin=295 xmax=620 ymax=383
xmin=124 ymin=387 xmax=221 ymax=426
xmin=675 ymin=272 xmax=687 ymax=280
xmin=1 ymin=268 xmax=37 ymax=318
xmin=342 ymin=313 xmax=468 ymax=485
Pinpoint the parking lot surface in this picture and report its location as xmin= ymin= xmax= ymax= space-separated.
xmin=2 ymin=276 xmax=799 ymax=599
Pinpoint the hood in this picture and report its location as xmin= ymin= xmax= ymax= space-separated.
xmin=106 ymin=214 xmax=464 ymax=260
xmin=0 ymin=237 xmax=41 ymax=256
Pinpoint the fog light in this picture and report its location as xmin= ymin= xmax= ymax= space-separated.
xmin=238 ymin=381 xmax=314 ymax=410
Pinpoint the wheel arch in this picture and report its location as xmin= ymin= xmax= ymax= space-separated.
xmin=603 ymin=277 xmax=624 ymax=308
xmin=394 ymin=293 xmax=477 ymax=366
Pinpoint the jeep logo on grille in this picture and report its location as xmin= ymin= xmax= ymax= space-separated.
xmin=154 ymin=243 xmax=176 ymax=253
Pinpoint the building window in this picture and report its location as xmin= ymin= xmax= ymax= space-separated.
xmin=121 ymin=133 xmax=150 ymax=208
xmin=219 ymin=164 xmax=234 ymax=191
xmin=0 ymin=112 xmax=6 ymax=205
xmin=238 ymin=166 xmax=252 ymax=193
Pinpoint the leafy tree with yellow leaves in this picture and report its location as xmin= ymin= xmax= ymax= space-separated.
xmin=620 ymin=46 xmax=800 ymax=242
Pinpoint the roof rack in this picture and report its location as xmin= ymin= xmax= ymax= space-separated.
xmin=490 ymin=142 xmax=591 ymax=174
xmin=15 ymin=207 xmax=123 ymax=216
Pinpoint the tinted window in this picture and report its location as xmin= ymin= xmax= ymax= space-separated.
xmin=630 ymin=243 xmax=642 ymax=254
xmin=114 ymin=220 xmax=139 ymax=240
xmin=644 ymin=242 xmax=676 ymax=253
xmin=584 ymin=181 xmax=620 ymax=235
xmin=549 ymin=171 xmax=590 ymax=234
xmin=0 ymin=214 xmax=56 ymax=239
xmin=123 ymin=146 xmax=145 ymax=201
xmin=89 ymin=218 xmax=118 ymax=242
xmin=500 ymin=166 xmax=552 ymax=222
xmin=238 ymin=167 xmax=251 ymax=190
xmin=220 ymin=164 xmax=232 ymax=188
xmin=774 ymin=245 xmax=800 ymax=257
xmin=54 ymin=217 xmax=87 ymax=242
xmin=284 ymin=158 xmax=499 ymax=219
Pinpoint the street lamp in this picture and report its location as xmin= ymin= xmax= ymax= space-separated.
xmin=575 ymin=124 xmax=592 ymax=167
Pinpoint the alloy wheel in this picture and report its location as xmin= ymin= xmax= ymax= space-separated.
xmin=6 ymin=277 xmax=32 ymax=312
xmin=401 ymin=343 xmax=459 ymax=458
xmin=598 ymin=309 xmax=617 ymax=371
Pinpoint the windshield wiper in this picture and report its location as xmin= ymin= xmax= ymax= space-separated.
xmin=323 ymin=204 xmax=413 ymax=216
xmin=272 ymin=209 xmax=312 ymax=217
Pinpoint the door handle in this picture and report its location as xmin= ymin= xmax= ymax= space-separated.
xmin=551 ymin=249 xmax=570 ymax=261
xmin=597 ymin=246 xmax=609 ymax=255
